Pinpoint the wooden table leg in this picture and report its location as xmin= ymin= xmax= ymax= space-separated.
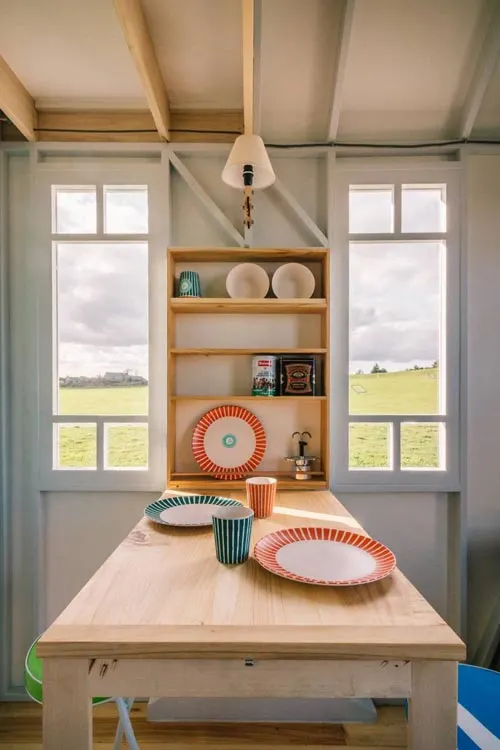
xmin=409 ymin=660 xmax=457 ymax=750
xmin=43 ymin=658 xmax=92 ymax=750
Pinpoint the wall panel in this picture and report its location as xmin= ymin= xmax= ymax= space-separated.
xmin=1 ymin=149 xmax=455 ymax=693
xmin=466 ymin=154 xmax=500 ymax=655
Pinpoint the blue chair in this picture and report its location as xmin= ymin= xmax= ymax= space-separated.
xmin=458 ymin=663 xmax=500 ymax=748
xmin=406 ymin=663 xmax=500 ymax=747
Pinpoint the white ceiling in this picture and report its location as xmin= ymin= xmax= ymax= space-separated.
xmin=143 ymin=0 xmax=243 ymax=110
xmin=258 ymin=0 xmax=344 ymax=142
xmin=0 ymin=0 xmax=146 ymax=107
xmin=338 ymin=0 xmax=492 ymax=140
xmin=473 ymin=57 xmax=500 ymax=137
xmin=0 ymin=0 xmax=499 ymax=142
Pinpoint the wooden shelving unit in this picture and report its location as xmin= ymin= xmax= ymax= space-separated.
xmin=166 ymin=246 xmax=330 ymax=491
xmin=169 ymin=246 xmax=327 ymax=261
xmin=168 ymin=475 xmax=328 ymax=491
xmin=171 ymin=348 xmax=328 ymax=355
xmin=171 ymin=395 xmax=327 ymax=402
xmin=170 ymin=298 xmax=327 ymax=314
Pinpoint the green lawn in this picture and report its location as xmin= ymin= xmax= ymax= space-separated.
xmin=57 ymin=387 xmax=147 ymax=469
xmin=59 ymin=386 xmax=148 ymax=416
xmin=56 ymin=370 xmax=442 ymax=470
xmin=349 ymin=368 xmax=439 ymax=415
xmin=349 ymin=368 xmax=441 ymax=469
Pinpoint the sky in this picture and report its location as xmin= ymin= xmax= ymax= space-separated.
xmin=54 ymin=185 xmax=445 ymax=378
xmin=349 ymin=240 xmax=442 ymax=373
xmin=57 ymin=241 xmax=148 ymax=377
xmin=55 ymin=188 xmax=148 ymax=377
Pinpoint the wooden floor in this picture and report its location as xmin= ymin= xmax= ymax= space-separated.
xmin=0 ymin=702 xmax=407 ymax=749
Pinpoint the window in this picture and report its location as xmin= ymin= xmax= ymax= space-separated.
xmin=53 ymin=186 xmax=97 ymax=234
xmin=50 ymin=183 xmax=151 ymax=475
xmin=334 ymin=168 xmax=459 ymax=490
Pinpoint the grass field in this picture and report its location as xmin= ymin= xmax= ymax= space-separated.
xmin=349 ymin=368 xmax=441 ymax=469
xmin=58 ymin=387 xmax=148 ymax=469
xmin=349 ymin=368 xmax=439 ymax=416
xmin=56 ymin=369 xmax=441 ymax=469
xmin=59 ymin=386 xmax=148 ymax=416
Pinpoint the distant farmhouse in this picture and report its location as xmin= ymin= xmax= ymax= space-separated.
xmin=60 ymin=371 xmax=148 ymax=388
xmin=104 ymin=371 xmax=132 ymax=384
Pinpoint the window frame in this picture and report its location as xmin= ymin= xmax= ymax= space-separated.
xmin=332 ymin=164 xmax=461 ymax=492
xmin=35 ymin=161 xmax=168 ymax=491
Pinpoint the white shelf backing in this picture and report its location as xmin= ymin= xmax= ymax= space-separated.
xmin=175 ymin=355 xmax=326 ymax=398
xmin=176 ymin=313 xmax=323 ymax=349
xmin=174 ymin=399 xmax=322 ymax=474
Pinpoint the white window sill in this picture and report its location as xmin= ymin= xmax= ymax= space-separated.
xmin=39 ymin=471 xmax=165 ymax=493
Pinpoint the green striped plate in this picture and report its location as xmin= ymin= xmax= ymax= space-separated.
xmin=145 ymin=495 xmax=243 ymax=527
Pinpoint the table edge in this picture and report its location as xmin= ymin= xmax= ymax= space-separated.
xmin=38 ymin=624 xmax=466 ymax=661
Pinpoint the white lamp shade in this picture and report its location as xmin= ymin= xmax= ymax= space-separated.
xmin=222 ymin=134 xmax=276 ymax=189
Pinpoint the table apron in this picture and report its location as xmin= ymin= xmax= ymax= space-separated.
xmin=85 ymin=657 xmax=412 ymax=699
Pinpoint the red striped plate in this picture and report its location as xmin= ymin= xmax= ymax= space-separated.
xmin=254 ymin=527 xmax=396 ymax=586
xmin=192 ymin=405 xmax=266 ymax=480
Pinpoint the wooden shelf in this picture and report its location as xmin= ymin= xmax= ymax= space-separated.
xmin=169 ymin=472 xmax=328 ymax=491
xmin=171 ymin=471 xmax=325 ymax=478
xmin=172 ymin=395 xmax=327 ymax=401
xmin=169 ymin=247 xmax=328 ymax=262
xmin=166 ymin=245 xmax=331 ymax=490
xmin=171 ymin=348 xmax=328 ymax=355
xmin=170 ymin=298 xmax=327 ymax=314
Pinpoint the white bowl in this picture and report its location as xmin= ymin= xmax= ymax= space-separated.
xmin=226 ymin=263 xmax=270 ymax=299
xmin=272 ymin=263 xmax=316 ymax=299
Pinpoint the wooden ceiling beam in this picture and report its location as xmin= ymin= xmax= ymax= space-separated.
xmin=327 ymin=0 xmax=355 ymax=142
xmin=113 ymin=0 xmax=170 ymax=141
xmin=0 ymin=56 xmax=37 ymax=141
xmin=242 ymin=0 xmax=254 ymax=134
xmin=36 ymin=109 xmax=243 ymax=143
xmin=252 ymin=0 xmax=263 ymax=135
xmin=459 ymin=0 xmax=500 ymax=139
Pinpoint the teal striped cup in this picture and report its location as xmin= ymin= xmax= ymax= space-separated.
xmin=178 ymin=270 xmax=202 ymax=297
xmin=211 ymin=506 xmax=254 ymax=565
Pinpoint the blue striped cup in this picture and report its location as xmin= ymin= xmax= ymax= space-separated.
xmin=178 ymin=270 xmax=202 ymax=298
xmin=211 ymin=506 xmax=254 ymax=564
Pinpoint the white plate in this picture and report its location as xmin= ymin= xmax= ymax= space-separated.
xmin=272 ymin=263 xmax=315 ymax=299
xmin=254 ymin=527 xmax=396 ymax=586
xmin=192 ymin=405 xmax=266 ymax=480
xmin=226 ymin=263 xmax=270 ymax=298
xmin=145 ymin=495 xmax=243 ymax=527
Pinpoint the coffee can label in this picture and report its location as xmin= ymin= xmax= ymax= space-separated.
xmin=252 ymin=355 xmax=277 ymax=396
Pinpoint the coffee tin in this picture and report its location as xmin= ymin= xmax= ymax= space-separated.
xmin=279 ymin=356 xmax=316 ymax=396
xmin=252 ymin=355 xmax=277 ymax=396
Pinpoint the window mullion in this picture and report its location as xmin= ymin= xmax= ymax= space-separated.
xmin=392 ymin=421 xmax=401 ymax=471
xmin=331 ymin=169 xmax=350 ymax=482
xmin=52 ymin=414 xmax=147 ymax=423
xmin=96 ymin=181 xmax=104 ymax=234
xmin=393 ymin=181 xmax=402 ymax=234
xmin=96 ymin=419 xmax=104 ymax=471
xmin=52 ymin=233 xmax=148 ymax=243
xmin=349 ymin=232 xmax=447 ymax=243
xmin=349 ymin=414 xmax=447 ymax=422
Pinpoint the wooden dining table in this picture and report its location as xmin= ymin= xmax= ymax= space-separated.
xmin=38 ymin=489 xmax=465 ymax=749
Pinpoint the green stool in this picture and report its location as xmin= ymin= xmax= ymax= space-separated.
xmin=25 ymin=638 xmax=139 ymax=749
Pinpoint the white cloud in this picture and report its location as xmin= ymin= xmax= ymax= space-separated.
xmin=54 ymin=188 xmax=445 ymax=376
xmin=56 ymin=242 xmax=148 ymax=376
xmin=349 ymin=241 xmax=443 ymax=370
